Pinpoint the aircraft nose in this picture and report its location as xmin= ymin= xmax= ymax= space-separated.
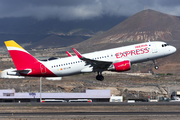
xmin=164 ymin=46 xmax=176 ymax=55
xmin=171 ymin=46 xmax=177 ymax=53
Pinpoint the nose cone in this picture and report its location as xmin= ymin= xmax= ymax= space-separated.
xmin=171 ymin=46 xmax=177 ymax=53
xmin=164 ymin=46 xmax=176 ymax=56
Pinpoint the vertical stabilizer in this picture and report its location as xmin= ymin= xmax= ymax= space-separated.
xmin=4 ymin=40 xmax=39 ymax=70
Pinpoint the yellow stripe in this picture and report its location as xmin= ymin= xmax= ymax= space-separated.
xmin=4 ymin=40 xmax=25 ymax=50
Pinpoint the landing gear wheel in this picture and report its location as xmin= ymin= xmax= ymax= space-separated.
xmin=96 ymin=71 xmax=104 ymax=81
xmin=99 ymin=75 xmax=104 ymax=81
xmin=155 ymin=66 xmax=159 ymax=70
xmin=153 ymin=60 xmax=159 ymax=70
xmin=96 ymin=75 xmax=104 ymax=81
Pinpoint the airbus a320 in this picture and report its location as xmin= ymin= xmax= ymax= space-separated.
xmin=5 ymin=40 xmax=176 ymax=81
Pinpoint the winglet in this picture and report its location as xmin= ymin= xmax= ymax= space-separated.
xmin=72 ymin=48 xmax=82 ymax=58
xmin=66 ymin=51 xmax=72 ymax=57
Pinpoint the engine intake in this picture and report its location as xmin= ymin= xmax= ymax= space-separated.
xmin=108 ymin=60 xmax=131 ymax=72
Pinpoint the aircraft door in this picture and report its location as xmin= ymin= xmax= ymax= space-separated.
xmin=40 ymin=64 xmax=47 ymax=74
xmin=151 ymin=43 xmax=158 ymax=53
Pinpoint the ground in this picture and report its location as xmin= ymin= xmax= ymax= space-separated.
xmin=0 ymin=72 xmax=179 ymax=100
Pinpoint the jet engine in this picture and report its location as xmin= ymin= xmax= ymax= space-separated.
xmin=108 ymin=60 xmax=131 ymax=72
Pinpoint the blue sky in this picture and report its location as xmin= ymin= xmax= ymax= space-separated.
xmin=0 ymin=0 xmax=180 ymax=20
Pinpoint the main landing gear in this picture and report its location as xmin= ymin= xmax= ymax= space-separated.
xmin=153 ymin=60 xmax=159 ymax=70
xmin=96 ymin=71 xmax=104 ymax=81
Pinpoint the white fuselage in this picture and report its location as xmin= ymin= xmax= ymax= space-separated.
xmin=40 ymin=41 xmax=176 ymax=77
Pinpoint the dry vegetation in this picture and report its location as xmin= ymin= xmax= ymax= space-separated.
xmin=0 ymin=71 xmax=179 ymax=100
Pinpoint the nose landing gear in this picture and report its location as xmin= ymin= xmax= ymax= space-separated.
xmin=154 ymin=66 xmax=159 ymax=70
xmin=96 ymin=71 xmax=104 ymax=81
xmin=153 ymin=60 xmax=159 ymax=70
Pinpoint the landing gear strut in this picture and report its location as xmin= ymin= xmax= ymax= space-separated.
xmin=96 ymin=71 xmax=104 ymax=81
xmin=153 ymin=60 xmax=159 ymax=70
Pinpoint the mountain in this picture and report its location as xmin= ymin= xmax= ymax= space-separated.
xmin=0 ymin=16 xmax=127 ymax=48
xmin=69 ymin=9 xmax=180 ymax=52
xmin=26 ymin=35 xmax=88 ymax=49
xmin=65 ymin=9 xmax=180 ymax=74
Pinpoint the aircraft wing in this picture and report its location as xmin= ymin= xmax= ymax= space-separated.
xmin=72 ymin=48 xmax=112 ymax=71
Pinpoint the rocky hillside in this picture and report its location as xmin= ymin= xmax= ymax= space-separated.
xmin=70 ymin=9 xmax=180 ymax=52
xmin=0 ymin=16 xmax=127 ymax=48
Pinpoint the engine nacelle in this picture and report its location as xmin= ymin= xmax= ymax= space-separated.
xmin=108 ymin=60 xmax=131 ymax=72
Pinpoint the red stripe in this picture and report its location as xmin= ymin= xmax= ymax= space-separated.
xmin=8 ymin=50 xmax=57 ymax=77
xmin=20 ymin=62 xmax=57 ymax=77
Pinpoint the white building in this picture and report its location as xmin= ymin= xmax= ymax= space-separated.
xmin=0 ymin=89 xmax=111 ymax=102
xmin=110 ymin=95 xmax=123 ymax=102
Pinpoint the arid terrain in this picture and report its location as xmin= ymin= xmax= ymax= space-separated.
xmin=0 ymin=9 xmax=180 ymax=120
xmin=0 ymin=70 xmax=179 ymax=100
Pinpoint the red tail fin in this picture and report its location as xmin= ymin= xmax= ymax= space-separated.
xmin=4 ymin=40 xmax=38 ymax=70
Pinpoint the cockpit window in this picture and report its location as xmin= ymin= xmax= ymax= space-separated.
xmin=162 ymin=44 xmax=169 ymax=47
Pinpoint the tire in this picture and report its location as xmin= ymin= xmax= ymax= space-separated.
xmin=155 ymin=66 xmax=159 ymax=70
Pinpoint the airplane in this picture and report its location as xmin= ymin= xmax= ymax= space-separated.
xmin=5 ymin=40 xmax=176 ymax=81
